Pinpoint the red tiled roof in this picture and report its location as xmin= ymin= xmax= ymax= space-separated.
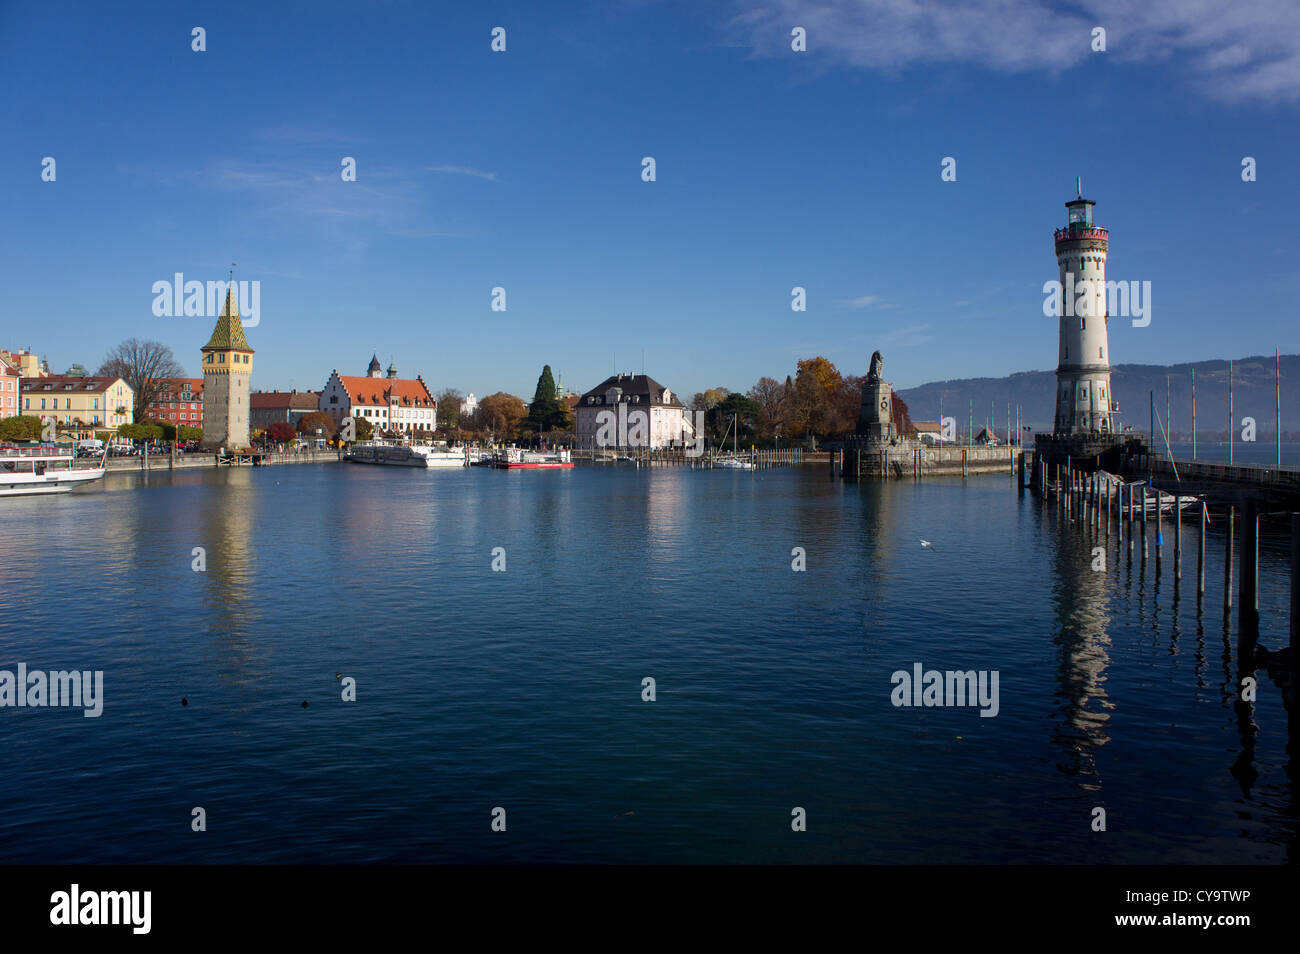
xmin=250 ymin=390 xmax=319 ymax=410
xmin=336 ymin=375 xmax=435 ymax=408
xmin=23 ymin=375 xmax=124 ymax=393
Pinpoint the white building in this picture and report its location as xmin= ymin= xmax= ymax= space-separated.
xmin=575 ymin=373 xmax=691 ymax=449
xmin=319 ymin=355 xmax=437 ymax=435
xmin=461 ymin=392 xmax=478 ymax=419
xmin=1053 ymin=187 xmax=1115 ymax=435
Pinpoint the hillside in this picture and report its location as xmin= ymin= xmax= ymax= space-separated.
xmin=895 ymin=354 xmax=1299 ymax=440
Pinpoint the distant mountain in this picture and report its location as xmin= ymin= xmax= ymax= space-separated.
xmin=895 ymin=354 xmax=1298 ymax=441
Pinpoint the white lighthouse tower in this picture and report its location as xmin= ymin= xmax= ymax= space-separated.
xmin=1053 ymin=181 xmax=1114 ymax=436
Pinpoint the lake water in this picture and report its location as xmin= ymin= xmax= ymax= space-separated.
xmin=0 ymin=462 xmax=1295 ymax=864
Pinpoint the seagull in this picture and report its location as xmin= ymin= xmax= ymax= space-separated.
xmin=920 ymin=540 xmax=936 ymax=550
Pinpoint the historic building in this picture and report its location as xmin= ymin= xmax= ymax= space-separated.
xmin=0 ymin=355 xmax=22 ymax=417
xmin=21 ymin=375 xmax=133 ymax=437
xmin=3 ymin=348 xmax=48 ymax=379
xmin=250 ymin=390 xmax=321 ymax=431
xmin=1053 ymin=186 xmax=1115 ymax=436
xmin=145 ymin=378 xmax=204 ymax=429
xmin=318 ymin=355 xmax=437 ymax=435
xmin=200 ymin=287 xmax=255 ymax=450
xmin=575 ymin=373 xmax=689 ymax=449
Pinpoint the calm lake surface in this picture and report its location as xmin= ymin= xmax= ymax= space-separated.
xmin=1 ymin=461 xmax=1295 ymax=864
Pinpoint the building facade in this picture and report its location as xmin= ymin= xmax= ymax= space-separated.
xmin=21 ymin=375 xmax=133 ymax=436
xmin=4 ymin=349 xmax=48 ymax=380
xmin=575 ymin=373 xmax=689 ymax=449
xmin=1053 ymin=189 xmax=1115 ymax=436
xmin=0 ymin=355 xmax=20 ymax=418
xmin=145 ymin=378 xmax=204 ymax=429
xmin=250 ymin=390 xmax=321 ymax=431
xmin=200 ymin=287 xmax=255 ymax=450
xmin=319 ymin=355 xmax=437 ymax=435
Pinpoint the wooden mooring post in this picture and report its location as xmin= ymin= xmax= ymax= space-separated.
xmin=1238 ymin=499 xmax=1260 ymax=666
xmin=1174 ymin=494 xmax=1182 ymax=581
xmin=1140 ymin=487 xmax=1148 ymax=567
xmin=1291 ymin=514 xmax=1300 ymax=658
xmin=1224 ymin=506 xmax=1235 ymax=613
xmin=1197 ymin=502 xmax=1206 ymax=598
xmin=1155 ymin=491 xmax=1163 ymax=575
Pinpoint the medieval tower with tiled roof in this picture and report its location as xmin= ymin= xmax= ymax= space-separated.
xmin=200 ymin=286 xmax=255 ymax=450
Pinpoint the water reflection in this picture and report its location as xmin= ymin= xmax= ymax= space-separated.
xmin=1046 ymin=510 xmax=1114 ymax=785
xmin=197 ymin=468 xmax=262 ymax=680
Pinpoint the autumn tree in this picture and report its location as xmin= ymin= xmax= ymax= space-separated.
xmin=97 ymin=339 xmax=185 ymax=423
xmin=297 ymin=411 xmax=337 ymax=437
xmin=475 ymin=392 xmax=528 ymax=441
xmin=793 ymin=357 xmax=843 ymax=438
xmin=266 ymin=421 xmax=296 ymax=443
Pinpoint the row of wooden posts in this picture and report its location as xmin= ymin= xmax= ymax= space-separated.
xmin=1025 ymin=456 xmax=1300 ymax=671
xmin=574 ymin=447 xmax=804 ymax=468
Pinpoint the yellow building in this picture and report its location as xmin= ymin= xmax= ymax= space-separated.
xmin=21 ymin=375 xmax=134 ymax=437
xmin=4 ymin=348 xmax=48 ymax=379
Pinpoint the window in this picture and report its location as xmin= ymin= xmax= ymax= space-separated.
xmin=1099 ymin=347 xmax=1104 ymax=359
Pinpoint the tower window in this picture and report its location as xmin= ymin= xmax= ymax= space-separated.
xmin=1099 ymin=347 xmax=1104 ymax=359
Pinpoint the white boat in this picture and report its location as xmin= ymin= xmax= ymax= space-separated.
xmin=713 ymin=413 xmax=755 ymax=469
xmin=344 ymin=442 xmax=467 ymax=468
xmin=0 ymin=444 xmax=107 ymax=496
xmin=716 ymin=457 xmax=755 ymax=470
xmin=1096 ymin=473 xmax=1201 ymax=515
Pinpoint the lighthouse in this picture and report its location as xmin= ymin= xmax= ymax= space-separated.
xmin=1052 ymin=181 xmax=1114 ymax=436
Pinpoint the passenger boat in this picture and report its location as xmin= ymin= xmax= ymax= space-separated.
xmin=0 ymin=444 xmax=107 ymax=496
xmin=344 ymin=442 xmax=467 ymax=468
xmin=489 ymin=447 xmax=573 ymax=469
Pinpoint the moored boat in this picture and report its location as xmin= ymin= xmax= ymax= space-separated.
xmin=489 ymin=447 xmax=574 ymax=469
xmin=344 ymin=442 xmax=467 ymax=468
xmin=0 ymin=444 xmax=107 ymax=497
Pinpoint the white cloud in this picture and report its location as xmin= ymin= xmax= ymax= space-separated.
xmin=426 ymin=165 xmax=499 ymax=182
xmin=730 ymin=0 xmax=1300 ymax=102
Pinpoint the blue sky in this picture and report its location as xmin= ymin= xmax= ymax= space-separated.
xmin=3 ymin=0 xmax=1298 ymax=400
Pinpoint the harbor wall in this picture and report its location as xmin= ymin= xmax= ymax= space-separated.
xmin=103 ymin=448 xmax=341 ymax=473
xmin=836 ymin=439 xmax=1018 ymax=479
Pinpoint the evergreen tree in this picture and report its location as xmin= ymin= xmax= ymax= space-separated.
xmin=528 ymin=365 xmax=562 ymax=434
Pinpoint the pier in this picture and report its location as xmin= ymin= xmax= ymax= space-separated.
xmin=1023 ymin=441 xmax=1299 ymax=754
xmin=569 ymin=446 xmax=805 ymax=468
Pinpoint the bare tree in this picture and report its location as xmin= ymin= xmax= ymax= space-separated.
xmin=97 ymin=339 xmax=185 ymax=422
